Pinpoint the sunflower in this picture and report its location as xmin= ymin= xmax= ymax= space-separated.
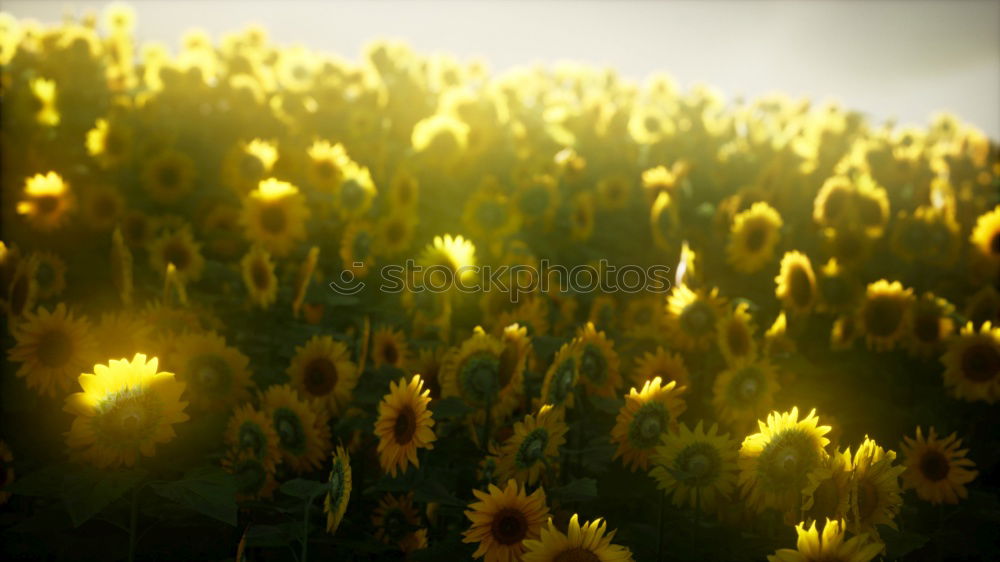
xmin=568 ymin=191 xmax=596 ymax=241
xmin=514 ymin=175 xmax=559 ymax=227
xmin=222 ymin=448 xmax=278 ymax=501
xmin=440 ymin=328 xmax=507 ymax=410
xmin=522 ymin=514 xmax=633 ymax=562
xmin=121 ymin=209 xmax=153 ymax=248
xmin=612 ymin=376 xmax=687 ymax=472
xmin=221 ymin=139 xmax=278 ymax=194
xmin=495 ymin=296 xmax=550 ymax=338
xmin=9 ymin=304 xmax=97 ymax=397
xmin=142 ymin=149 xmax=196 ymax=205
xmin=463 ymin=180 xmax=521 ymax=242
xmin=713 ymin=360 xmax=781 ymax=431
xmin=890 ymin=205 xmax=960 ymax=265
xmin=767 ymin=518 xmax=881 ymax=562
xmin=775 ymin=251 xmax=817 ymax=315
xmin=241 ymin=178 xmax=310 ymax=257
xmin=375 ymin=212 xmax=417 ymax=257
xmin=666 ymin=283 xmax=727 ymax=351
xmin=17 ymin=172 xmax=73 ymax=232
xmin=64 ymin=353 xmax=189 ymax=468
xmin=224 ymin=403 xmax=282 ymax=472
xmin=816 ymin=259 xmax=861 ymax=314
xmin=418 ymin=233 xmax=476 ymax=291
xmin=0 ymin=441 xmax=13 ymax=505
xmin=171 ymin=330 xmax=253 ymax=411
xmin=596 ymin=172 xmax=633 ymax=210
xmin=496 ymin=322 xmax=530 ymax=403
xmin=287 ymin=335 xmax=359 ymax=416
xmin=463 ymin=479 xmax=550 ymax=562
xmin=496 ymin=405 xmax=568 ymax=486
xmin=340 ymin=220 xmax=376 ymax=278
xmin=387 ymin=166 xmax=420 ymax=210
xmin=621 ymin=294 xmax=663 ymax=340
xmin=80 ymin=184 xmax=125 ymax=231
xmin=86 ymin=117 xmax=133 ymax=169
xmin=964 ymin=285 xmax=1000 ymax=328
xmin=970 ymin=205 xmax=1000 ymax=274
xmin=94 ymin=311 xmax=152 ymax=363
xmin=333 ymin=161 xmax=376 ymax=220
xmin=632 ymin=347 xmax=690 ymax=389
xmin=574 ymin=322 xmax=622 ymax=398
xmin=305 ymin=139 xmax=349 ymax=192
xmin=906 ymin=292 xmax=955 ymax=357
xmin=241 ymin=244 xmax=277 ymax=308
xmin=262 ymin=384 xmax=332 ymax=473
xmin=717 ymin=301 xmax=758 ymax=365
xmin=539 ymin=342 xmax=581 ymax=409
xmin=324 ymin=446 xmax=352 ymax=534
xmin=823 ymin=226 xmax=873 ymax=269
xmin=148 ymin=226 xmax=205 ymax=284
xmin=6 ymin=254 xmax=38 ymax=320
xmin=800 ymin=447 xmax=852 ymax=524
xmin=375 ymin=375 xmax=436 ymax=477
xmin=726 ymin=202 xmax=783 ymax=274
xmin=848 ymin=437 xmax=904 ymax=535
xmin=739 ymin=407 xmax=831 ymax=513
xmin=372 ymin=325 xmax=410 ymax=370
xmin=941 ymin=321 xmax=1000 ymax=403
xmin=900 ymin=426 xmax=977 ymax=505
xmin=764 ymin=311 xmax=798 ymax=357
xmin=373 ymin=492 xmax=428 ymax=553
xmin=856 ymin=280 xmax=914 ymax=351
xmin=649 ymin=421 xmax=739 ymax=512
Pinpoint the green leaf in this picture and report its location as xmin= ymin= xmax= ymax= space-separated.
xmin=4 ymin=463 xmax=73 ymax=498
xmin=280 ymin=478 xmax=328 ymax=499
xmin=550 ymin=478 xmax=598 ymax=503
xmin=62 ymin=467 xmax=147 ymax=528
xmin=151 ymin=466 xmax=237 ymax=526
xmin=430 ymin=397 xmax=473 ymax=419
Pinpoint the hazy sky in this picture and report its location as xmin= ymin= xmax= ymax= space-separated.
xmin=6 ymin=0 xmax=1000 ymax=137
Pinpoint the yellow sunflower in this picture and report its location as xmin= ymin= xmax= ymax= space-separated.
xmin=514 ymin=175 xmax=560 ymax=227
xmin=324 ymin=446 xmax=352 ymax=534
xmin=941 ymin=321 xmax=1000 ymax=403
xmin=222 ymin=138 xmax=278 ymax=194
xmin=417 ymin=233 xmax=476 ymax=291
xmin=287 ymin=335 xmax=359 ymax=416
xmin=463 ymin=479 xmax=550 ymax=562
xmin=223 ymin=448 xmax=278 ymax=501
xmin=373 ymin=492 xmax=428 ymax=553
xmin=767 ymin=518 xmax=881 ymax=562
xmin=375 ymin=212 xmax=417 ymax=257
xmin=970 ymin=205 xmax=1000 ymax=275
xmin=649 ymin=421 xmax=739 ymax=512
xmin=726 ymin=202 xmax=783 ymax=274
xmin=764 ymin=311 xmax=798 ymax=357
xmin=856 ymin=280 xmax=914 ymax=352
xmin=900 ymin=426 xmax=978 ymax=505
xmin=142 ymin=149 xmax=196 ymax=205
xmin=440 ymin=328 xmax=509 ymax=413
xmin=713 ymin=359 xmax=781 ymax=432
xmin=496 ymin=405 xmax=568 ymax=486
xmin=305 ymin=139 xmax=349 ymax=192
xmin=574 ymin=322 xmax=623 ymax=398
xmin=632 ymin=347 xmax=690 ymax=389
xmin=170 ymin=330 xmax=253 ymax=411
xmin=375 ymin=375 xmax=436 ymax=477
xmin=372 ymin=325 xmax=410 ymax=370
xmin=241 ymin=178 xmax=310 ymax=257
xmin=612 ymin=376 xmax=687 ymax=472
xmin=335 ymin=161 xmax=377 ymax=220
xmin=80 ymin=184 xmax=125 ymax=232
xmin=387 ymin=166 xmax=420 ymax=210
xmin=262 ymin=384 xmax=332 ymax=473
xmin=340 ymin=220 xmax=376 ymax=279
xmin=539 ymin=342 xmax=581 ymax=409
xmin=717 ymin=301 xmax=758 ymax=366
xmin=800 ymin=447 xmax=852 ymax=525
xmin=848 ymin=437 xmax=904 ymax=535
xmin=596 ymin=172 xmax=633 ymax=210
xmin=224 ymin=403 xmax=282 ymax=472
xmin=621 ymin=294 xmax=663 ymax=341
xmin=9 ymin=303 xmax=97 ymax=397
xmin=739 ymin=407 xmax=831 ymax=513
xmin=148 ymin=226 xmax=205 ymax=284
xmin=17 ymin=172 xmax=73 ymax=232
xmin=241 ymin=244 xmax=278 ymax=308
xmin=462 ymin=179 xmax=521 ymax=242
xmin=64 ymin=353 xmax=189 ymax=468
xmin=775 ymin=251 xmax=817 ymax=315
xmin=522 ymin=514 xmax=633 ymax=562
xmin=666 ymin=283 xmax=728 ymax=351
xmin=964 ymin=285 xmax=1000 ymax=328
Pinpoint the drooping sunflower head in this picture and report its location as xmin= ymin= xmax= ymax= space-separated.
xmin=738 ymin=407 xmax=831 ymax=513
xmin=666 ymin=284 xmax=727 ymax=351
xmin=573 ymin=322 xmax=622 ymax=397
xmin=171 ymin=330 xmax=252 ymax=411
xmin=375 ymin=375 xmax=436 ymax=477
xmin=64 ymin=353 xmax=189 ymax=468
xmin=241 ymin=244 xmax=277 ymax=308
xmin=522 ymin=513 xmax=634 ymax=562
xmin=463 ymin=479 xmax=550 ymax=562
xmin=901 ymin=426 xmax=978 ymax=505
xmin=717 ymin=301 xmax=758 ymax=366
xmin=262 ymin=384 xmax=331 ymax=473
xmin=726 ymin=201 xmax=783 ymax=273
xmin=9 ymin=303 xmax=97 ymax=397
xmin=241 ymin=178 xmax=310 ymax=257
xmin=848 ymin=436 xmax=905 ymax=534
xmin=649 ymin=420 xmax=738 ymax=512
xmin=941 ymin=321 xmax=1000 ymax=403
xmin=418 ymin=233 xmax=477 ymax=290
xmin=497 ymin=405 xmax=568 ymax=486
xmin=713 ymin=360 xmax=781 ymax=431
xmin=287 ymin=334 xmax=359 ymax=416
xmin=17 ymin=171 xmax=73 ymax=232
xmin=612 ymin=376 xmax=687 ymax=472
xmin=775 ymin=251 xmax=817 ymax=315
xmin=224 ymin=403 xmax=281 ymax=472
xmin=373 ymin=492 xmax=428 ymax=553
xmin=857 ymin=279 xmax=914 ymax=352
xmin=324 ymin=446 xmax=352 ymax=534
xmin=767 ymin=518 xmax=882 ymax=562
xmin=540 ymin=342 xmax=581 ymax=409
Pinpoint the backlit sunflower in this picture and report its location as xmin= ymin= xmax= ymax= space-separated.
xmin=632 ymin=347 xmax=690 ymax=389
xmin=148 ymin=226 xmax=205 ymax=284
xmin=823 ymin=226 xmax=873 ymax=269
xmin=241 ymin=244 xmax=277 ymax=308
xmin=713 ymin=360 xmax=781 ymax=432
xmin=612 ymin=375 xmax=688 ymax=472
xmin=800 ymin=447 xmax=852 ymax=525
xmin=739 ymin=407 xmax=831 ymax=513
xmin=335 ymin=161 xmax=377 ymax=220
xmin=340 ymin=220 xmax=376 ymax=278
xmin=418 ymin=233 xmax=476 ymax=291
xmin=408 ymin=346 xmax=446 ymax=398
xmin=262 ymin=384 xmax=331 ymax=473
xmin=650 ymin=421 xmax=738 ymax=512
xmin=17 ymin=172 xmax=73 ymax=232
xmin=387 ymin=166 xmax=420 ymax=210
xmin=717 ymin=301 xmax=758 ymax=366
xmin=324 ymin=446 xmax=352 ymax=534
xmin=848 ymin=437 xmax=904 ymax=535
xmin=767 ymin=518 xmax=881 ymax=562
xmin=969 ymin=205 xmax=1000 ymax=271
xmin=372 ymin=325 xmax=410 ymax=370
xmin=522 ymin=514 xmax=633 ymax=562
xmin=375 ymin=212 xmax=417 ymax=257
xmin=900 ymin=426 xmax=977 ymax=505
xmin=142 ymin=149 xmax=196 ymax=205
xmin=856 ymin=280 xmax=914 ymax=352
xmin=441 ymin=328 xmax=507 ymax=410
xmin=463 ymin=180 xmax=521 ymax=242
xmin=539 ymin=342 xmax=581 ymax=409
xmin=764 ymin=311 xmax=798 ymax=357
xmin=666 ymin=283 xmax=727 ymax=351
xmin=726 ymin=202 xmax=783 ymax=273
xmin=241 ymin=178 xmax=310 ymax=257
xmin=9 ymin=303 xmax=97 ymax=397
xmin=496 ymin=405 xmax=567 ymax=486
xmin=375 ymin=375 xmax=436 ymax=477
xmin=305 ymin=139 xmax=348 ymax=192
xmin=373 ymin=492 xmax=428 ymax=553
xmin=224 ymin=403 xmax=281 ymax=472
xmin=222 ymin=139 xmax=278 ymax=194
xmin=64 ymin=353 xmax=189 ymax=468
xmin=941 ymin=321 xmax=1000 ymax=403
xmin=775 ymin=251 xmax=817 ymax=315
xmin=463 ymin=479 xmax=549 ymax=562
xmin=287 ymin=335 xmax=359 ymax=416
xmin=171 ymin=330 xmax=253 ymax=411
xmin=80 ymin=184 xmax=125 ymax=232
xmin=906 ymin=292 xmax=955 ymax=357
xmin=223 ymin=448 xmax=278 ymax=501
xmin=574 ymin=322 xmax=622 ymax=397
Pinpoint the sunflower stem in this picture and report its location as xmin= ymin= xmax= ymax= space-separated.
xmin=301 ymin=493 xmax=318 ymax=562
xmin=127 ymin=485 xmax=139 ymax=562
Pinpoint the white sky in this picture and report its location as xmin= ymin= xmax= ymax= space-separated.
xmin=5 ymin=0 xmax=1000 ymax=137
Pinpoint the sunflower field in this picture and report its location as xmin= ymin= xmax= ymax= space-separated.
xmin=1 ymin=4 xmax=999 ymax=561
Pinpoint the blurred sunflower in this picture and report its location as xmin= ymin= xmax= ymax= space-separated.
xmin=666 ymin=284 xmax=727 ymax=351
xmin=335 ymin=161 xmax=377 ymax=220
xmin=142 ymin=149 xmax=196 ymax=205
xmin=463 ymin=479 xmax=549 ymax=562
xmin=800 ymin=447 xmax=852 ymax=525
xmin=856 ymin=280 xmax=913 ymax=351
xmin=816 ymin=258 xmax=861 ymax=314
xmin=574 ymin=322 xmax=622 ymax=397
xmin=713 ymin=359 xmax=780 ymax=430
xmin=262 ymin=384 xmax=331 ymax=473
xmin=539 ymin=342 xmax=581 ymax=409
xmin=94 ymin=311 xmax=151 ymax=363
xmin=340 ymin=220 xmax=376 ymax=278
xmin=372 ymin=325 xmax=410 ymax=370
xmin=969 ymin=205 xmax=1000 ymax=271
xmin=241 ymin=178 xmax=310 ymax=257
xmin=387 ymin=166 xmax=420 ymax=210
xmin=463 ymin=179 xmax=521 ymax=242
xmin=148 ymin=226 xmax=205 ymax=284
xmin=304 ymin=139 xmax=348 ymax=192
xmin=612 ymin=376 xmax=687 ymax=472
xmin=596 ymin=172 xmax=632 ymax=210
xmin=522 ymin=514 xmax=633 ymax=562
xmin=373 ymin=492 xmax=428 ymax=552
xmin=375 ymin=212 xmax=417 ymax=257
xmin=727 ymin=202 xmax=783 ymax=273
xmin=848 ymin=437 xmax=904 ymax=535
xmin=418 ymin=234 xmax=476 ymax=291
xmin=900 ymin=426 xmax=977 ymax=505
xmin=375 ymin=375 xmax=435 ymax=477
xmin=86 ymin=117 xmax=133 ymax=168
xmin=324 ymin=446 xmax=352 ymax=534
xmin=621 ymin=294 xmax=663 ymax=340
xmin=224 ymin=403 xmax=281 ymax=472
xmin=649 ymin=421 xmax=738 ymax=512
xmin=171 ymin=330 xmax=252 ymax=411
xmin=775 ymin=251 xmax=817 ymax=315
xmin=222 ymin=139 xmax=278 ymax=194
xmin=287 ymin=335 xmax=359 ymax=416
xmin=496 ymin=405 xmax=567 ymax=486
xmin=739 ymin=407 xmax=831 ymax=513
xmin=80 ymin=184 xmax=125 ymax=231
xmin=64 ymin=353 xmax=189 ymax=468
xmin=717 ymin=301 xmax=758 ymax=366
xmin=941 ymin=321 xmax=1000 ymax=403
xmin=906 ymin=292 xmax=955 ymax=357
xmin=5 ymin=253 xmax=38 ymax=320
xmin=441 ymin=328 xmax=506 ymax=410
xmin=9 ymin=303 xmax=97 ymax=397
xmin=28 ymin=251 xmax=66 ymax=299
xmin=513 ymin=175 xmax=559 ymax=227
xmin=568 ymin=191 xmax=596 ymax=241
xmin=632 ymin=347 xmax=690 ymax=389
xmin=223 ymin=448 xmax=277 ymax=501
xmin=890 ymin=205 xmax=960 ymax=265
xmin=649 ymin=191 xmax=681 ymax=251
xmin=240 ymin=244 xmax=277 ymax=308
xmin=767 ymin=518 xmax=881 ymax=562
xmin=17 ymin=172 xmax=73 ymax=232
